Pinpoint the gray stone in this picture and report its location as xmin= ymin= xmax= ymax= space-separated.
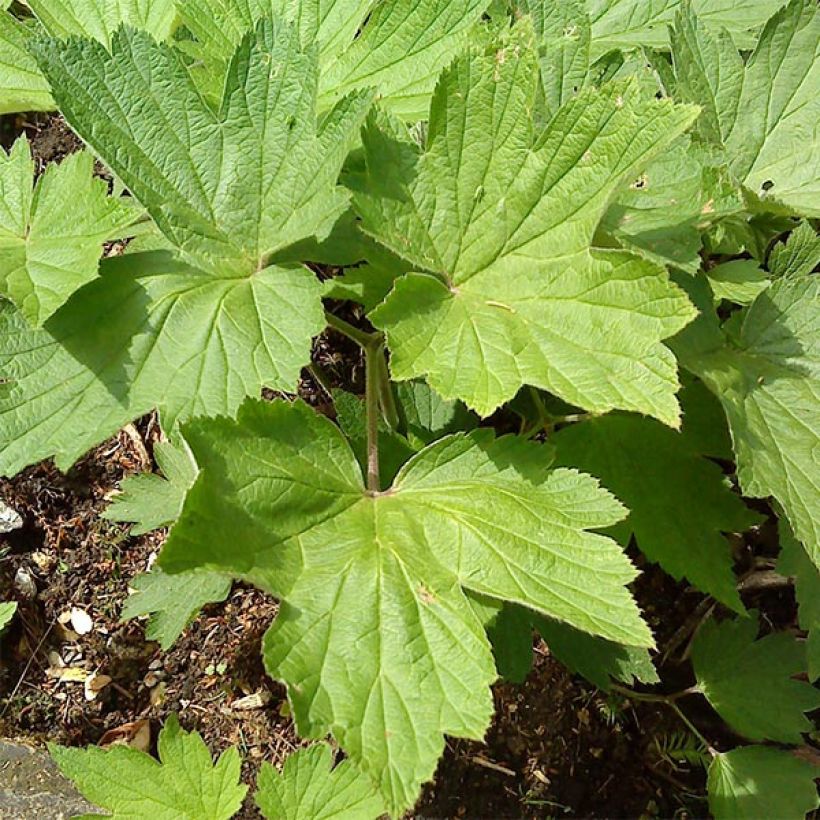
xmin=0 ymin=741 xmax=100 ymax=819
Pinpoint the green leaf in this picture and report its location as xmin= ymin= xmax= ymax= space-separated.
xmin=707 ymin=746 xmax=820 ymax=820
xmin=159 ymin=399 xmax=651 ymax=812
xmin=357 ymin=37 xmax=698 ymax=422
xmin=777 ymin=520 xmax=820 ymax=681
xmin=104 ymin=440 xmax=197 ymax=535
xmin=602 ymin=136 xmax=743 ymax=274
xmin=34 ymin=23 xmax=373 ymax=279
xmin=692 ymin=615 xmax=820 ymax=743
xmin=0 ymin=251 xmax=323 ymax=475
xmin=179 ymin=0 xmax=491 ymax=119
xmin=672 ymin=0 xmax=820 ymax=216
xmin=554 ymin=414 xmax=760 ymax=611
xmin=0 ymin=12 xmax=54 ymax=114
xmin=0 ymin=601 xmax=17 ymax=633
xmin=589 ymin=0 xmax=787 ymax=53
xmin=28 ymin=0 xmax=179 ymax=44
xmin=255 ymin=743 xmax=385 ymax=820
xmin=395 ymin=380 xmax=477 ymax=446
xmin=707 ymin=260 xmax=770 ymax=305
xmin=678 ymin=375 xmax=733 ymax=461
xmin=0 ymin=138 xmax=135 ymax=326
xmin=674 ymin=274 xmax=820 ymax=568
xmin=122 ymin=569 xmax=232 ymax=650
xmin=49 ymin=714 xmax=247 ymax=819
xmin=768 ymin=221 xmax=820 ymax=279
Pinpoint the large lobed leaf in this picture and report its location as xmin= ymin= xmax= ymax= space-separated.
xmin=0 ymin=21 xmax=369 ymax=476
xmin=158 ymin=399 xmax=651 ymax=813
xmin=355 ymin=33 xmax=698 ymax=422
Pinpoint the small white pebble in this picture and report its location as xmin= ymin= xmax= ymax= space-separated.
xmin=70 ymin=607 xmax=93 ymax=636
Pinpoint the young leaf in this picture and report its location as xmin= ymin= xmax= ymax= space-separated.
xmin=0 ymin=138 xmax=135 ymax=326
xmin=0 ymin=601 xmax=17 ymax=633
xmin=49 ymin=714 xmax=247 ymax=819
xmin=104 ymin=440 xmax=197 ymax=535
xmin=356 ymin=36 xmax=698 ymax=422
xmin=0 ymin=22 xmax=371 ymax=475
xmin=158 ymin=399 xmax=651 ymax=813
xmin=768 ymin=221 xmax=820 ymax=279
xmin=28 ymin=0 xmax=179 ymax=45
xmin=122 ymin=569 xmax=232 ymax=650
xmin=707 ymin=746 xmax=820 ymax=820
xmin=0 ymin=12 xmax=53 ymax=114
xmin=674 ymin=275 xmax=820 ymax=568
xmin=692 ymin=615 xmax=820 ymax=744
xmin=672 ymin=0 xmax=820 ymax=216
xmin=255 ymin=743 xmax=385 ymax=820
xmin=707 ymin=260 xmax=769 ymax=305
xmin=777 ymin=520 xmax=820 ymax=681
xmin=554 ymin=414 xmax=761 ymax=611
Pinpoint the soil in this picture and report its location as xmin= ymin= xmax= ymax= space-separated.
xmin=0 ymin=113 xmax=807 ymax=820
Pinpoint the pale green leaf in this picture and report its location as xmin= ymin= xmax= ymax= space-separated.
xmin=768 ymin=221 xmax=820 ymax=279
xmin=708 ymin=746 xmax=820 ymax=820
xmin=707 ymin=260 xmax=770 ymax=305
xmin=554 ymin=414 xmax=760 ymax=610
xmin=178 ymin=0 xmax=491 ymax=119
xmin=395 ymin=380 xmax=477 ymax=446
xmin=122 ymin=569 xmax=232 ymax=650
xmin=28 ymin=0 xmax=179 ymax=44
xmin=0 ymin=12 xmax=53 ymax=114
xmin=357 ymin=39 xmax=698 ymax=422
xmin=49 ymin=714 xmax=247 ymax=819
xmin=777 ymin=520 xmax=820 ymax=681
xmin=159 ymin=399 xmax=651 ymax=812
xmin=672 ymin=0 xmax=820 ymax=215
xmin=103 ymin=439 xmax=197 ymax=535
xmin=674 ymin=274 xmax=820 ymax=568
xmin=589 ymin=0 xmax=786 ymax=53
xmin=0 ymin=251 xmax=323 ymax=475
xmin=255 ymin=743 xmax=385 ymax=820
xmin=602 ymin=137 xmax=743 ymax=273
xmin=0 ymin=601 xmax=17 ymax=633
xmin=692 ymin=615 xmax=820 ymax=743
xmin=0 ymin=138 xmax=135 ymax=326
xmin=34 ymin=23 xmax=372 ymax=279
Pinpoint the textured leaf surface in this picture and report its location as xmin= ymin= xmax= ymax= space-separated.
xmin=768 ymin=221 xmax=820 ymax=279
xmin=0 ymin=252 xmax=323 ymax=475
xmin=159 ymin=399 xmax=650 ymax=812
xmin=255 ymin=743 xmax=385 ymax=820
xmin=28 ymin=0 xmax=178 ymax=44
xmin=358 ymin=40 xmax=697 ymax=422
xmin=554 ymin=414 xmax=760 ymax=610
xmin=122 ymin=569 xmax=232 ymax=650
xmin=671 ymin=0 xmax=820 ymax=215
xmin=0 ymin=12 xmax=53 ymax=114
xmin=0 ymin=138 xmax=134 ymax=325
xmin=692 ymin=616 xmax=820 ymax=743
xmin=707 ymin=260 xmax=769 ymax=305
xmin=50 ymin=714 xmax=247 ymax=819
xmin=674 ymin=274 xmax=820 ymax=568
xmin=707 ymin=746 xmax=820 ymax=820
xmin=589 ymin=0 xmax=786 ymax=52
xmin=34 ymin=22 xmax=372 ymax=278
xmin=178 ymin=0 xmax=490 ymax=118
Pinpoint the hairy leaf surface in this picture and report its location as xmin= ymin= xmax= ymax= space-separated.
xmin=159 ymin=399 xmax=650 ymax=812
xmin=0 ymin=12 xmax=53 ymax=114
xmin=356 ymin=39 xmax=698 ymax=421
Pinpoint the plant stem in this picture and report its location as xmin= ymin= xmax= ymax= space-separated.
xmin=307 ymin=363 xmax=334 ymax=399
xmin=374 ymin=352 xmax=400 ymax=431
xmin=365 ymin=343 xmax=382 ymax=493
xmin=325 ymin=311 xmax=381 ymax=349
